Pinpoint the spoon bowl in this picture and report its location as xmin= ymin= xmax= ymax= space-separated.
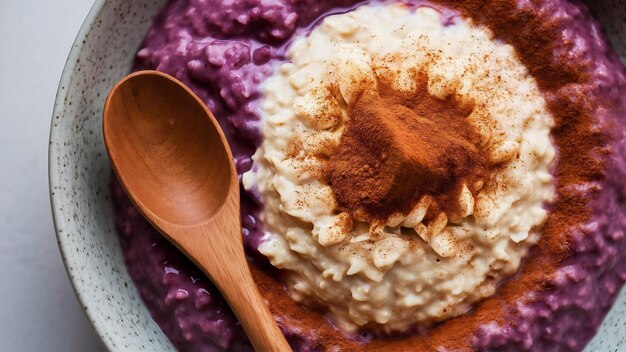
xmin=103 ymin=70 xmax=291 ymax=351
xmin=104 ymin=72 xmax=232 ymax=225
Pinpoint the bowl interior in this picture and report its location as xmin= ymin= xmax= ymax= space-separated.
xmin=50 ymin=0 xmax=626 ymax=351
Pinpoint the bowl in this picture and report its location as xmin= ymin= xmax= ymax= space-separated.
xmin=49 ymin=0 xmax=626 ymax=350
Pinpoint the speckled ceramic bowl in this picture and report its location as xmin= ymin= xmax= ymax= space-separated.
xmin=49 ymin=0 xmax=626 ymax=351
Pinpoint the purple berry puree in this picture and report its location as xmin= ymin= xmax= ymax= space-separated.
xmin=111 ymin=0 xmax=626 ymax=351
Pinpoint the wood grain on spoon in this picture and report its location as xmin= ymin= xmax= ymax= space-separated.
xmin=103 ymin=70 xmax=291 ymax=352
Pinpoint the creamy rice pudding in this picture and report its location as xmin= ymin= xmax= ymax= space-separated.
xmin=245 ymin=4 xmax=555 ymax=333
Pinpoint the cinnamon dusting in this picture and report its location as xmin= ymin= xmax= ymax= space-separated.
xmin=324 ymin=73 xmax=489 ymax=222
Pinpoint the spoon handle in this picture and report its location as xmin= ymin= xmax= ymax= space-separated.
xmin=185 ymin=221 xmax=291 ymax=352
xmin=218 ymin=258 xmax=292 ymax=352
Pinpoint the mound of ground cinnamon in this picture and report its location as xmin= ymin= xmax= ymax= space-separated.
xmin=324 ymin=74 xmax=489 ymax=221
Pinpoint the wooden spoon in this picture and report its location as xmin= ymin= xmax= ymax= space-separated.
xmin=103 ymin=70 xmax=291 ymax=352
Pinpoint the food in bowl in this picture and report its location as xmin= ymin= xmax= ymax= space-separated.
xmin=111 ymin=0 xmax=626 ymax=350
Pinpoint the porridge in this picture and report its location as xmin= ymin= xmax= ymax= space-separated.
xmin=112 ymin=0 xmax=626 ymax=350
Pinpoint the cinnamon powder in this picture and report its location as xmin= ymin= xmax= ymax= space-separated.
xmin=251 ymin=1 xmax=608 ymax=351
xmin=324 ymin=73 xmax=488 ymax=221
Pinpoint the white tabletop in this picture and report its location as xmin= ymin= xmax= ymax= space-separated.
xmin=2 ymin=1 xmax=625 ymax=351
xmin=0 ymin=0 xmax=105 ymax=350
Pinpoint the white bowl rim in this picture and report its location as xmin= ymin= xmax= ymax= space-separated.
xmin=47 ymin=2 xmax=626 ymax=351
xmin=49 ymin=0 xmax=113 ymax=349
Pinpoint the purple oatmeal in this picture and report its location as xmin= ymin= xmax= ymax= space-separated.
xmin=112 ymin=0 xmax=626 ymax=350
